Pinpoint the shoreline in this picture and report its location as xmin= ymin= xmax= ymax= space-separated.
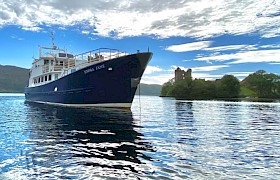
xmin=160 ymin=96 xmax=280 ymax=102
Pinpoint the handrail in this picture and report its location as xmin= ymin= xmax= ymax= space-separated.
xmin=74 ymin=48 xmax=128 ymax=61
xmin=75 ymin=48 xmax=121 ymax=57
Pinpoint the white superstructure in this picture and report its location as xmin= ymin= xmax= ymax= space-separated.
xmin=28 ymin=33 xmax=127 ymax=88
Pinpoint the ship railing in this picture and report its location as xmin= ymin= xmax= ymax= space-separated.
xmin=65 ymin=59 xmax=76 ymax=68
xmin=42 ymin=64 xmax=63 ymax=73
xmin=54 ymin=65 xmax=63 ymax=71
xmin=75 ymin=48 xmax=128 ymax=63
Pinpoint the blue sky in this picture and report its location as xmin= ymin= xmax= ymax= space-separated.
xmin=0 ymin=0 xmax=280 ymax=85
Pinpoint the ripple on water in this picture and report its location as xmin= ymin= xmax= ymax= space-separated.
xmin=0 ymin=95 xmax=280 ymax=179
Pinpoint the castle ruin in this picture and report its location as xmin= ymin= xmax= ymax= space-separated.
xmin=175 ymin=67 xmax=192 ymax=82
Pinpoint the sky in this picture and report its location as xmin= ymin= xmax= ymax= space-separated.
xmin=0 ymin=0 xmax=280 ymax=85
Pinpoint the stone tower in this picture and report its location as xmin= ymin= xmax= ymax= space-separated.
xmin=175 ymin=67 xmax=192 ymax=82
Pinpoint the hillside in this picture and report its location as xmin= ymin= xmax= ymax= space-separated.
xmin=0 ymin=65 xmax=29 ymax=93
xmin=0 ymin=65 xmax=162 ymax=95
xmin=136 ymin=83 xmax=162 ymax=96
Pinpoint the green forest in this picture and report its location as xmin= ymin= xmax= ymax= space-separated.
xmin=160 ymin=70 xmax=280 ymax=100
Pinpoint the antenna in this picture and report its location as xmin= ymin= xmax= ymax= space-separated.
xmin=39 ymin=45 xmax=41 ymax=57
xmin=50 ymin=32 xmax=57 ymax=49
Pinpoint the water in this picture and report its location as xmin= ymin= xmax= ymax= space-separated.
xmin=0 ymin=94 xmax=280 ymax=179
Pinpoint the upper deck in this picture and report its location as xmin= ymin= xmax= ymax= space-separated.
xmin=28 ymin=46 xmax=128 ymax=88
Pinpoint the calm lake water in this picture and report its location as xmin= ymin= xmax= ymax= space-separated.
xmin=0 ymin=94 xmax=280 ymax=179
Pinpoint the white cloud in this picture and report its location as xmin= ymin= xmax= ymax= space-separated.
xmin=192 ymin=73 xmax=223 ymax=80
xmin=192 ymin=65 xmax=229 ymax=71
xmin=81 ymin=30 xmax=90 ymax=35
xmin=225 ymin=72 xmax=253 ymax=78
xmin=140 ymin=65 xmax=167 ymax=84
xmin=170 ymin=64 xmax=228 ymax=72
xmin=22 ymin=26 xmax=42 ymax=32
xmin=0 ymin=0 xmax=279 ymax=38
xmin=166 ymin=41 xmax=212 ymax=52
xmin=204 ymin=44 xmax=257 ymax=51
xmin=144 ymin=65 xmax=163 ymax=75
xmin=169 ymin=65 xmax=190 ymax=72
xmin=192 ymin=71 xmax=254 ymax=80
xmin=141 ymin=73 xmax=174 ymax=85
xmin=195 ymin=49 xmax=280 ymax=64
xmin=260 ymin=44 xmax=280 ymax=49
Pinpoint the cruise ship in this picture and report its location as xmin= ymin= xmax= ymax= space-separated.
xmin=24 ymin=34 xmax=152 ymax=108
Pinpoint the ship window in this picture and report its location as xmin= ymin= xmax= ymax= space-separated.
xmin=67 ymin=54 xmax=74 ymax=58
xmin=60 ymin=61 xmax=63 ymax=66
xmin=49 ymin=75 xmax=52 ymax=81
xmin=44 ymin=60 xmax=49 ymax=65
xmin=38 ymin=78 xmax=40 ymax=83
xmin=41 ymin=77 xmax=43 ymax=82
xmin=55 ymin=74 xmax=58 ymax=80
xmin=45 ymin=76 xmax=47 ymax=81
xmin=59 ymin=53 xmax=66 ymax=57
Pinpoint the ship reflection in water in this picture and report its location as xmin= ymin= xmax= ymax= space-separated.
xmin=4 ymin=102 xmax=154 ymax=179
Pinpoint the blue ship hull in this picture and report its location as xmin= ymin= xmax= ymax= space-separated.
xmin=24 ymin=52 xmax=152 ymax=108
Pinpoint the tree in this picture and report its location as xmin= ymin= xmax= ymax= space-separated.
xmin=160 ymin=79 xmax=175 ymax=97
xmin=241 ymin=70 xmax=280 ymax=98
xmin=191 ymin=79 xmax=216 ymax=99
xmin=264 ymin=73 xmax=280 ymax=97
xmin=216 ymin=75 xmax=240 ymax=98
xmin=173 ymin=77 xmax=193 ymax=99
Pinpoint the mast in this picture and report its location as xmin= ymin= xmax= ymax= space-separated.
xmin=50 ymin=32 xmax=57 ymax=50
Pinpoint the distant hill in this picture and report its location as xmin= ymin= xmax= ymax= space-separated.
xmin=136 ymin=83 xmax=162 ymax=96
xmin=0 ymin=65 xmax=29 ymax=93
xmin=0 ymin=65 xmax=162 ymax=95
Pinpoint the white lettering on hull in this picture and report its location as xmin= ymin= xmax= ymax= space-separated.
xmin=84 ymin=64 xmax=106 ymax=74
